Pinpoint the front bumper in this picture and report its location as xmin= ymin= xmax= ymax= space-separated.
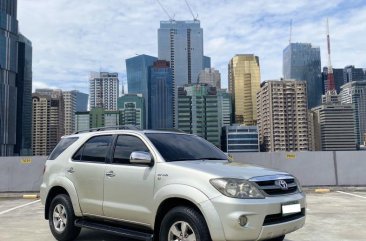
xmin=204 ymin=192 xmax=306 ymax=241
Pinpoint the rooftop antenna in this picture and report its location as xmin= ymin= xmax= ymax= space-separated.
xmin=289 ymin=19 xmax=292 ymax=44
xmin=156 ymin=0 xmax=174 ymax=21
xmin=184 ymin=0 xmax=198 ymax=21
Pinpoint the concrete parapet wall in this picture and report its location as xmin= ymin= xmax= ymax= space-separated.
xmin=0 ymin=151 xmax=365 ymax=192
xmin=231 ymin=151 xmax=366 ymax=186
xmin=0 ymin=156 xmax=47 ymax=192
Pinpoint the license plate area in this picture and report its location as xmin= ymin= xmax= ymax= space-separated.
xmin=282 ymin=203 xmax=301 ymax=216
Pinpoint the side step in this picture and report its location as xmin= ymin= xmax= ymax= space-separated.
xmin=75 ymin=219 xmax=154 ymax=241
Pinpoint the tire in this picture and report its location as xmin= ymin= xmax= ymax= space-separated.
xmin=266 ymin=235 xmax=285 ymax=241
xmin=48 ymin=194 xmax=81 ymax=241
xmin=159 ymin=206 xmax=211 ymax=241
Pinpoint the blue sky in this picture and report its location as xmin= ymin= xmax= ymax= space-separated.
xmin=18 ymin=0 xmax=366 ymax=94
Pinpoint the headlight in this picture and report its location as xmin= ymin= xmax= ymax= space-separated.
xmin=294 ymin=177 xmax=303 ymax=193
xmin=210 ymin=178 xmax=264 ymax=199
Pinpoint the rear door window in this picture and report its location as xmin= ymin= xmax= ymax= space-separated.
xmin=48 ymin=137 xmax=79 ymax=160
xmin=73 ymin=135 xmax=113 ymax=163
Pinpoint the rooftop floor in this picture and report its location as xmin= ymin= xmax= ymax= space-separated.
xmin=0 ymin=191 xmax=365 ymax=241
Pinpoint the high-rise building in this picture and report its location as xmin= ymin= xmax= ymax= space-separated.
xmin=32 ymin=90 xmax=64 ymax=156
xmin=117 ymin=94 xmax=145 ymax=129
xmin=217 ymin=89 xmax=232 ymax=128
xmin=340 ymin=80 xmax=366 ymax=146
xmin=283 ymin=43 xmax=322 ymax=109
xmin=310 ymin=104 xmax=356 ymax=151
xmin=75 ymin=112 xmax=90 ymax=132
xmin=228 ymin=54 xmax=260 ymax=125
xmin=221 ymin=125 xmax=259 ymax=153
xmin=14 ymin=34 xmax=32 ymax=155
xmin=177 ymin=84 xmax=220 ymax=146
xmin=198 ymin=68 xmax=221 ymax=89
xmin=158 ymin=20 xmax=204 ymax=126
xmin=0 ymin=0 xmax=18 ymax=156
xmin=344 ymin=65 xmax=365 ymax=83
xmin=126 ymin=54 xmax=157 ymax=128
xmin=89 ymin=72 xmax=119 ymax=110
xmin=257 ymin=80 xmax=309 ymax=152
xmin=148 ymin=60 xmax=173 ymax=129
xmin=322 ymin=67 xmax=343 ymax=94
xmin=75 ymin=91 xmax=88 ymax=112
xmin=63 ymin=90 xmax=88 ymax=135
xmin=203 ymin=56 xmax=211 ymax=69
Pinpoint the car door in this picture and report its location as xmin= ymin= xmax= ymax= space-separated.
xmin=103 ymin=134 xmax=156 ymax=225
xmin=66 ymin=135 xmax=113 ymax=216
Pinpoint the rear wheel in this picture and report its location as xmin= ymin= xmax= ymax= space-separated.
xmin=159 ymin=206 xmax=211 ymax=241
xmin=266 ymin=235 xmax=285 ymax=241
xmin=49 ymin=194 xmax=81 ymax=241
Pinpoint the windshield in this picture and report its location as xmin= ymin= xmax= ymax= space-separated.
xmin=145 ymin=133 xmax=227 ymax=162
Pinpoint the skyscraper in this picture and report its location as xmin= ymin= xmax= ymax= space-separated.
xmin=257 ymin=80 xmax=309 ymax=152
xmin=117 ymin=94 xmax=145 ymax=129
xmin=63 ymin=90 xmax=88 ymax=135
xmin=75 ymin=91 xmax=88 ymax=112
xmin=217 ymin=89 xmax=232 ymax=128
xmin=0 ymin=0 xmax=18 ymax=155
xmin=340 ymin=80 xmax=366 ymax=146
xmin=158 ymin=20 xmax=204 ymax=126
xmin=177 ymin=84 xmax=220 ymax=146
xmin=14 ymin=34 xmax=32 ymax=155
xmin=310 ymin=104 xmax=356 ymax=151
xmin=228 ymin=54 xmax=260 ymax=125
xmin=343 ymin=65 xmax=365 ymax=83
xmin=89 ymin=72 xmax=119 ymax=110
xmin=148 ymin=60 xmax=173 ymax=129
xmin=203 ymin=56 xmax=211 ymax=69
xmin=198 ymin=68 xmax=221 ymax=89
xmin=221 ymin=125 xmax=259 ymax=153
xmin=126 ymin=54 xmax=157 ymax=128
xmin=32 ymin=90 xmax=64 ymax=156
xmin=283 ymin=43 xmax=322 ymax=109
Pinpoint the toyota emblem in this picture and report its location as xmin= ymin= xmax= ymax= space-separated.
xmin=276 ymin=180 xmax=288 ymax=190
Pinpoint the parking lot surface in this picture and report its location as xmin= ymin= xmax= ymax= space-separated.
xmin=0 ymin=191 xmax=365 ymax=241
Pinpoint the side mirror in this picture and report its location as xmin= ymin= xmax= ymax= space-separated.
xmin=130 ymin=151 xmax=153 ymax=165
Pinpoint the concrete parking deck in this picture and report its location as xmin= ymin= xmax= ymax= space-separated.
xmin=0 ymin=191 xmax=365 ymax=241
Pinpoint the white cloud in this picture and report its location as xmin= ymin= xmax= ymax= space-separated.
xmin=18 ymin=0 xmax=366 ymax=92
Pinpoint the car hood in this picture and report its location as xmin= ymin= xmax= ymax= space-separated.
xmin=169 ymin=160 xmax=288 ymax=180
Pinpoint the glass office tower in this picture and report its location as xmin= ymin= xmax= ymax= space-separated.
xmin=148 ymin=60 xmax=173 ymax=129
xmin=283 ymin=43 xmax=322 ymax=109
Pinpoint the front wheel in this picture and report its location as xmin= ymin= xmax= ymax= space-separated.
xmin=159 ymin=206 xmax=211 ymax=241
xmin=266 ymin=235 xmax=285 ymax=241
xmin=48 ymin=194 xmax=81 ymax=241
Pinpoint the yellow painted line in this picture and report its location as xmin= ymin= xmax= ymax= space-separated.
xmin=0 ymin=200 xmax=40 ymax=215
xmin=315 ymin=188 xmax=330 ymax=193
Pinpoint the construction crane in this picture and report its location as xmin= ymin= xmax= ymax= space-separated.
xmin=184 ymin=0 xmax=198 ymax=21
xmin=156 ymin=0 xmax=174 ymax=21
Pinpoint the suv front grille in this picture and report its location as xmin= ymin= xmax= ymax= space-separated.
xmin=250 ymin=175 xmax=299 ymax=196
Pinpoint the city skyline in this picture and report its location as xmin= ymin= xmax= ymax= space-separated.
xmin=18 ymin=0 xmax=366 ymax=94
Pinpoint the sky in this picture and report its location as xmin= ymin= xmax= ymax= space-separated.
xmin=18 ymin=0 xmax=366 ymax=94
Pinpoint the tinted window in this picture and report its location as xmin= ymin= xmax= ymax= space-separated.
xmin=146 ymin=133 xmax=227 ymax=162
xmin=48 ymin=137 xmax=79 ymax=160
xmin=113 ymin=135 xmax=150 ymax=164
xmin=76 ymin=135 xmax=112 ymax=163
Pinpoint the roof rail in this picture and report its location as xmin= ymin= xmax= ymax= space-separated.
xmin=150 ymin=128 xmax=185 ymax=133
xmin=73 ymin=125 xmax=141 ymax=134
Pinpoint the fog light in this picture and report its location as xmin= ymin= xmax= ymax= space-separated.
xmin=238 ymin=215 xmax=248 ymax=227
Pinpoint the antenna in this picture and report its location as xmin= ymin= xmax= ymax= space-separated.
xmin=289 ymin=19 xmax=292 ymax=44
xmin=184 ymin=0 xmax=198 ymax=21
xmin=326 ymin=18 xmax=336 ymax=93
xmin=156 ymin=0 xmax=174 ymax=21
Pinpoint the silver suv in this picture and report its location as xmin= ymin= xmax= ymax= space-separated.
xmin=40 ymin=128 xmax=306 ymax=241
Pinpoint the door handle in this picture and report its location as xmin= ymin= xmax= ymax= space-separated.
xmin=105 ymin=171 xmax=116 ymax=177
xmin=67 ymin=167 xmax=75 ymax=174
